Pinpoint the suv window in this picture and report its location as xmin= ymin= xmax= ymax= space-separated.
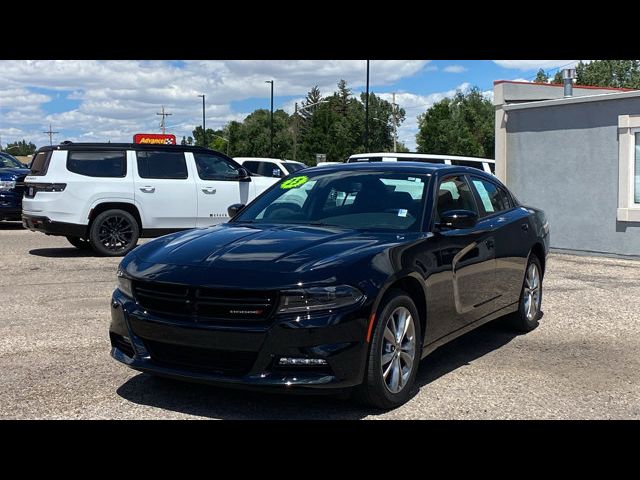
xmin=256 ymin=161 xmax=282 ymax=178
xmin=470 ymin=177 xmax=510 ymax=216
xmin=30 ymin=151 xmax=52 ymax=176
xmin=449 ymin=159 xmax=485 ymax=171
xmin=136 ymin=150 xmax=188 ymax=179
xmin=67 ymin=150 xmax=126 ymax=177
xmin=285 ymin=162 xmax=305 ymax=173
xmin=436 ymin=176 xmax=477 ymax=219
xmin=194 ymin=153 xmax=239 ymax=180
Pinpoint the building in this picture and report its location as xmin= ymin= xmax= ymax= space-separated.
xmin=494 ymin=80 xmax=640 ymax=257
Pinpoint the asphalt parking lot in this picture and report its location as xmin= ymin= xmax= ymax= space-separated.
xmin=1 ymin=222 xmax=639 ymax=419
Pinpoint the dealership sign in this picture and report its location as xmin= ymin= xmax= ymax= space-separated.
xmin=133 ymin=133 xmax=177 ymax=145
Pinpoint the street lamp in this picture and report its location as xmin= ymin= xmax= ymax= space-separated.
xmin=197 ymin=94 xmax=206 ymax=138
xmin=265 ymin=80 xmax=274 ymax=157
xmin=364 ymin=60 xmax=370 ymax=151
xmin=293 ymin=99 xmax=328 ymax=161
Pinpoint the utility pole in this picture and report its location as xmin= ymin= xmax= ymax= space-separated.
xmin=43 ymin=124 xmax=59 ymax=146
xmin=292 ymin=98 xmax=328 ymax=161
xmin=198 ymin=95 xmax=206 ymax=136
xmin=265 ymin=80 xmax=274 ymax=157
xmin=156 ymin=106 xmax=172 ymax=134
xmin=392 ymin=92 xmax=398 ymax=153
xmin=364 ymin=60 xmax=370 ymax=151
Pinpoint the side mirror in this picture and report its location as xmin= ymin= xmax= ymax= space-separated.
xmin=227 ymin=203 xmax=246 ymax=218
xmin=238 ymin=167 xmax=251 ymax=182
xmin=437 ymin=209 xmax=478 ymax=230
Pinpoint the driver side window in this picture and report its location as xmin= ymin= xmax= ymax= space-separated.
xmin=436 ymin=176 xmax=477 ymax=219
xmin=193 ymin=153 xmax=239 ymax=180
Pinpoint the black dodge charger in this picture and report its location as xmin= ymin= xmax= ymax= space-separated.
xmin=110 ymin=162 xmax=549 ymax=409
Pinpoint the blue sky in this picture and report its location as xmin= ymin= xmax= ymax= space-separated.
xmin=0 ymin=60 xmax=578 ymax=151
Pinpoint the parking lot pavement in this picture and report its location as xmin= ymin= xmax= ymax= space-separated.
xmin=0 ymin=222 xmax=639 ymax=419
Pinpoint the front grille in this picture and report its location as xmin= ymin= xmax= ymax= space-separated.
xmin=132 ymin=280 xmax=277 ymax=323
xmin=143 ymin=339 xmax=257 ymax=376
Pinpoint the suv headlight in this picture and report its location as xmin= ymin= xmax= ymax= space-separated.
xmin=0 ymin=180 xmax=16 ymax=191
xmin=116 ymin=268 xmax=133 ymax=298
xmin=277 ymin=285 xmax=364 ymax=314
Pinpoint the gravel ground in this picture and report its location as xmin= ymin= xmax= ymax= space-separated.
xmin=0 ymin=222 xmax=638 ymax=419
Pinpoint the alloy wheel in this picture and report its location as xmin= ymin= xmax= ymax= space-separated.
xmin=97 ymin=215 xmax=134 ymax=253
xmin=523 ymin=263 xmax=541 ymax=321
xmin=380 ymin=306 xmax=416 ymax=394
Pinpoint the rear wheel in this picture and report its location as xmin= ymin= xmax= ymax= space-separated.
xmin=66 ymin=236 xmax=91 ymax=250
xmin=89 ymin=209 xmax=139 ymax=257
xmin=355 ymin=290 xmax=421 ymax=410
xmin=509 ymin=254 xmax=543 ymax=332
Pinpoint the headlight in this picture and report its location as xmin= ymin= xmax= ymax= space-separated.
xmin=0 ymin=180 xmax=16 ymax=191
xmin=277 ymin=285 xmax=364 ymax=314
xmin=116 ymin=268 xmax=133 ymax=298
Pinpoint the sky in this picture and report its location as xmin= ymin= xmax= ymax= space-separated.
xmin=0 ymin=60 xmax=579 ymax=152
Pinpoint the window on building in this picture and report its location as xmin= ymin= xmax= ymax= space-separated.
xmin=635 ymin=133 xmax=640 ymax=204
xmin=617 ymin=115 xmax=640 ymax=221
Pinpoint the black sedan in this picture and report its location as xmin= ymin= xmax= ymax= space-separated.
xmin=0 ymin=153 xmax=30 ymax=222
xmin=110 ymin=162 xmax=549 ymax=409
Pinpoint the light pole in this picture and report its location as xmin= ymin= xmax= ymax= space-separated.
xmin=364 ymin=60 xmax=370 ymax=151
xmin=265 ymin=80 xmax=274 ymax=157
xmin=293 ymin=99 xmax=328 ymax=161
xmin=212 ymin=134 xmax=230 ymax=156
xmin=198 ymin=94 xmax=206 ymax=140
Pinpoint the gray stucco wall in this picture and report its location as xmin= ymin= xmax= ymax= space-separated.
xmin=506 ymin=97 xmax=640 ymax=256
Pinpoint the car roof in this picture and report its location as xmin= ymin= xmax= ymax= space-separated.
xmin=35 ymin=142 xmax=221 ymax=155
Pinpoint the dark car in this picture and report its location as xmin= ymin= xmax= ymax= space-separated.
xmin=0 ymin=153 xmax=30 ymax=222
xmin=110 ymin=163 xmax=549 ymax=409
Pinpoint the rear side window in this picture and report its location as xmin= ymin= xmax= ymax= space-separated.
xmin=67 ymin=151 xmax=126 ymax=177
xmin=30 ymin=151 xmax=52 ymax=176
xmin=470 ymin=178 xmax=511 ymax=216
xmin=136 ymin=150 xmax=188 ymax=179
xmin=450 ymin=159 xmax=485 ymax=171
xmin=241 ymin=161 xmax=260 ymax=174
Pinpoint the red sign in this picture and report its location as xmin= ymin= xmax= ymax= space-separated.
xmin=133 ymin=133 xmax=177 ymax=145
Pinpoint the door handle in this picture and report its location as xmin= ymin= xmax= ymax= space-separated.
xmin=139 ymin=186 xmax=155 ymax=193
xmin=485 ymin=239 xmax=495 ymax=250
xmin=521 ymin=223 xmax=529 ymax=232
xmin=201 ymin=187 xmax=217 ymax=194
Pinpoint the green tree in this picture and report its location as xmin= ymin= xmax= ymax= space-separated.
xmin=416 ymin=87 xmax=494 ymax=158
xmin=534 ymin=68 xmax=549 ymax=83
xmin=225 ymin=109 xmax=294 ymax=159
xmin=574 ymin=60 xmax=640 ymax=88
xmin=180 ymin=136 xmax=187 ymax=145
xmin=5 ymin=139 xmax=37 ymax=156
xmin=552 ymin=70 xmax=563 ymax=83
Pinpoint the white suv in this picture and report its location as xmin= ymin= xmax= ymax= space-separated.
xmin=235 ymin=157 xmax=307 ymax=178
xmin=22 ymin=143 xmax=278 ymax=256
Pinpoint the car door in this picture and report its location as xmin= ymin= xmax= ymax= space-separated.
xmin=189 ymin=152 xmax=251 ymax=227
xmin=427 ymin=174 xmax=497 ymax=337
xmin=133 ymin=149 xmax=197 ymax=230
xmin=468 ymin=175 xmax=531 ymax=310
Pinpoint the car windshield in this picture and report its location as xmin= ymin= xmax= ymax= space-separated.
xmin=233 ymin=170 xmax=429 ymax=232
xmin=0 ymin=154 xmax=23 ymax=169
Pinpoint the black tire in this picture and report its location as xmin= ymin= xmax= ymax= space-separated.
xmin=355 ymin=289 xmax=422 ymax=410
xmin=89 ymin=209 xmax=139 ymax=257
xmin=509 ymin=254 xmax=543 ymax=332
xmin=66 ymin=236 xmax=92 ymax=250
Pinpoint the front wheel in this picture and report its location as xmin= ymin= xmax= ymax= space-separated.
xmin=509 ymin=254 xmax=543 ymax=332
xmin=89 ymin=209 xmax=139 ymax=257
xmin=355 ymin=290 xmax=422 ymax=410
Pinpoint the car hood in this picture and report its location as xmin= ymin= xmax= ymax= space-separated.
xmin=0 ymin=167 xmax=29 ymax=180
xmin=126 ymin=223 xmax=416 ymax=285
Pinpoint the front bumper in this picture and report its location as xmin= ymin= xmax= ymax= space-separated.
xmin=110 ymin=289 xmax=371 ymax=390
xmin=0 ymin=192 xmax=22 ymax=220
xmin=22 ymin=213 xmax=87 ymax=237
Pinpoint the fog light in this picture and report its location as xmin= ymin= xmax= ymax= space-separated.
xmin=278 ymin=357 xmax=327 ymax=366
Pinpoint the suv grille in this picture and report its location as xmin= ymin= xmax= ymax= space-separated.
xmin=132 ymin=280 xmax=277 ymax=322
xmin=143 ymin=339 xmax=257 ymax=376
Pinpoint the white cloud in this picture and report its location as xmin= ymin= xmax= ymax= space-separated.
xmin=0 ymin=60 xmax=430 ymax=145
xmin=493 ymin=60 xmax=578 ymax=71
xmin=443 ymin=65 xmax=467 ymax=73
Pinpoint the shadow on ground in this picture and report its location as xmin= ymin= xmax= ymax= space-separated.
xmin=116 ymin=320 xmax=520 ymax=419
xmin=29 ymin=247 xmax=97 ymax=258
xmin=0 ymin=222 xmax=25 ymax=230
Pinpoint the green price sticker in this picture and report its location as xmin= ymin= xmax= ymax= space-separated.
xmin=280 ymin=175 xmax=309 ymax=189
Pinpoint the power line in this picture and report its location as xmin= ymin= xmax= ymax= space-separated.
xmin=527 ymin=60 xmax=580 ymax=82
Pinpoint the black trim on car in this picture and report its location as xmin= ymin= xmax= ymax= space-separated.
xmin=22 ymin=214 xmax=87 ymax=237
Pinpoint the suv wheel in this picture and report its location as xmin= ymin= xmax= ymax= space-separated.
xmin=89 ymin=209 xmax=139 ymax=257
xmin=509 ymin=254 xmax=543 ymax=332
xmin=355 ymin=289 xmax=422 ymax=410
xmin=66 ymin=236 xmax=92 ymax=250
